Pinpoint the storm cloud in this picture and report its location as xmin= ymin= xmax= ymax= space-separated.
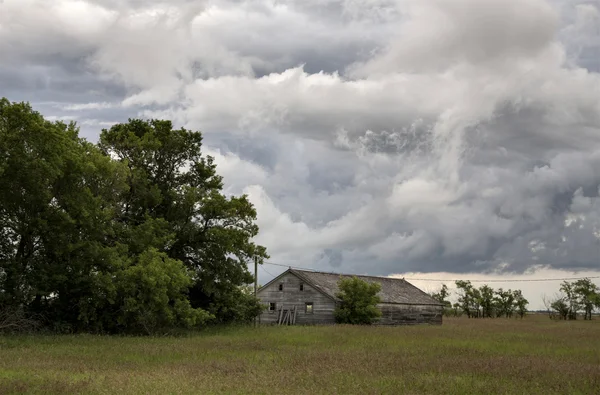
xmin=2 ymin=0 xmax=600 ymax=282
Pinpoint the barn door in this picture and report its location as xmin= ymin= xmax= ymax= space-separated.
xmin=277 ymin=305 xmax=298 ymax=325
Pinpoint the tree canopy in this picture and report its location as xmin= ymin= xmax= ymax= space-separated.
xmin=0 ymin=98 xmax=267 ymax=334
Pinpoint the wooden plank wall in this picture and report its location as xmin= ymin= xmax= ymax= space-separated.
xmin=258 ymin=272 xmax=337 ymax=325
xmin=376 ymin=303 xmax=443 ymax=325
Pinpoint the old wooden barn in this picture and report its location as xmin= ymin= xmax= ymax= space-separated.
xmin=257 ymin=268 xmax=443 ymax=325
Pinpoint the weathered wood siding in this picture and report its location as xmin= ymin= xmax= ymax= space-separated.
xmin=376 ymin=303 xmax=443 ymax=325
xmin=258 ymin=272 xmax=337 ymax=325
xmin=258 ymin=271 xmax=443 ymax=326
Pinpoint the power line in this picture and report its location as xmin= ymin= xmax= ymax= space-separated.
xmin=403 ymin=276 xmax=600 ymax=283
xmin=261 ymin=261 xmax=600 ymax=283
xmin=263 ymin=261 xmax=291 ymax=268
xmin=262 ymin=261 xmax=321 ymax=272
xmin=259 ymin=264 xmax=276 ymax=277
xmin=263 ymin=261 xmax=308 ymax=269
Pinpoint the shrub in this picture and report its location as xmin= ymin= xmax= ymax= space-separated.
xmin=334 ymin=276 xmax=382 ymax=325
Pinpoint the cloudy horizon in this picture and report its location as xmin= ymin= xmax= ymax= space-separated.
xmin=2 ymin=0 xmax=600 ymax=308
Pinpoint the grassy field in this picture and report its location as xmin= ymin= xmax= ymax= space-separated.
xmin=0 ymin=316 xmax=599 ymax=395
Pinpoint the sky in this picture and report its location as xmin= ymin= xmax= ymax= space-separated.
xmin=1 ymin=0 xmax=600 ymax=308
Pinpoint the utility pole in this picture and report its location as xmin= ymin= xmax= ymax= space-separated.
xmin=254 ymin=255 xmax=258 ymax=327
xmin=254 ymin=256 xmax=258 ymax=297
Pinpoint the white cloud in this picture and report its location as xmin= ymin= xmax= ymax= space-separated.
xmin=62 ymin=102 xmax=116 ymax=111
xmin=351 ymin=0 xmax=559 ymax=75
xmin=2 ymin=0 xmax=600 ymax=292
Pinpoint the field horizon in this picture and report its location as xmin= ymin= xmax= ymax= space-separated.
xmin=1 ymin=315 xmax=599 ymax=394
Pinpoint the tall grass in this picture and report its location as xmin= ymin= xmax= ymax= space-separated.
xmin=1 ymin=316 xmax=598 ymax=394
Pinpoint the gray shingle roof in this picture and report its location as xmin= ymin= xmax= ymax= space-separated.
xmin=291 ymin=269 xmax=443 ymax=306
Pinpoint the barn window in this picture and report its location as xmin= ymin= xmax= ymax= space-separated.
xmin=268 ymin=302 xmax=276 ymax=313
xmin=305 ymin=302 xmax=314 ymax=314
xmin=278 ymin=283 xmax=283 ymax=291
xmin=299 ymin=283 xmax=304 ymax=291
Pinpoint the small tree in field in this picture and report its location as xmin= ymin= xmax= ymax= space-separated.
xmin=478 ymin=285 xmax=495 ymax=318
xmin=573 ymin=278 xmax=599 ymax=320
xmin=560 ymin=281 xmax=580 ymax=320
xmin=493 ymin=288 xmax=516 ymax=318
xmin=455 ymin=280 xmax=476 ymax=318
xmin=512 ymin=290 xmax=529 ymax=319
xmin=550 ymin=297 xmax=570 ymax=320
xmin=334 ymin=277 xmax=382 ymax=325
xmin=430 ymin=284 xmax=452 ymax=316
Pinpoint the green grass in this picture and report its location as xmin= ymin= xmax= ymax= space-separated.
xmin=1 ymin=316 xmax=599 ymax=394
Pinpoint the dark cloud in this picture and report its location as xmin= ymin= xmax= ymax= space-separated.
xmin=318 ymin=249 xmax=344 ymax=268
xmin=0 ymin=62 xmax=126 ymax=105
xmin=2 ymin=0 xmax=600 ymax=281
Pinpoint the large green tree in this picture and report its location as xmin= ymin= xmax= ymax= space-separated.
xmin=98 ymin=119 xmax=268 ymax=323
xmin=0 ymin=98 xmax=129 ymax=330
xmin=1 ymin=99 xmax=267 ymax=333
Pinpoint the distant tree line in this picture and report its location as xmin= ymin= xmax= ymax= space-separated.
xmin=542 ymin=279 xmax=600 ymax=320
xmin=430 ymin=281 xmax=529 ymax=318
xmin=430 ymin=278 xmax=600 ymax=320
xmin=0 ymin=98 xmax=268 ymax=334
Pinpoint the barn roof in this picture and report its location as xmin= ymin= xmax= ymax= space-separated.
xmin=289 ymin=269 xmax=443 ymax=306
